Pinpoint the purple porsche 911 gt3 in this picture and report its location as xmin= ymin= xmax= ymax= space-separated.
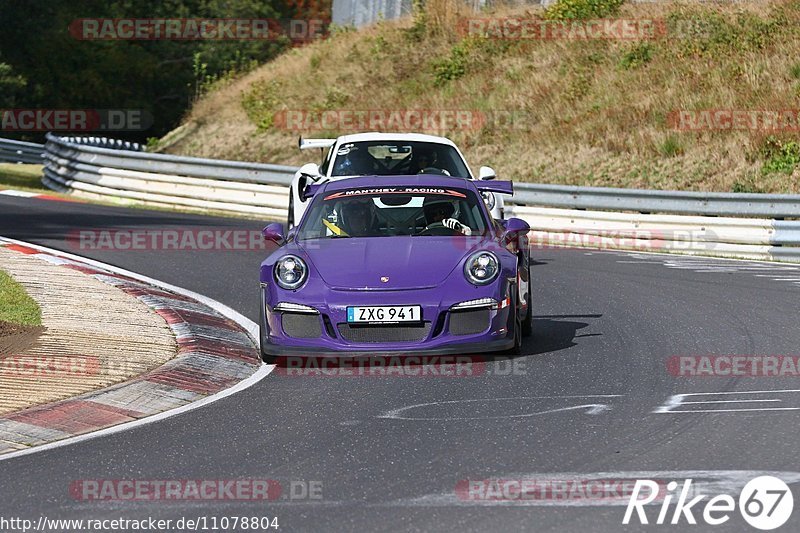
xmin=259 ymin=175 xmax=531 ymax=362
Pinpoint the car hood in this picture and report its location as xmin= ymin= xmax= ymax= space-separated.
xmin=297 ymin=236 xmax=485 ymax=290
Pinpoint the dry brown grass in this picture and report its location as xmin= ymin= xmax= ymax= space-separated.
xmin=160 ymin=0 xmax=800 ymax=193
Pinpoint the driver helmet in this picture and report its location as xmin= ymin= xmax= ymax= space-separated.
xmin=415 ymin=148 xmax=438 ymax=170
xmin=340 ymin=199 xmax=375 ymax=234
xmin=422 ymin=196 xmax=455 ymax=224
xmin=334 ymin=147 xmax=371 ymax=176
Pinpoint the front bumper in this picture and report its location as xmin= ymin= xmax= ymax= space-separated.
xmin=260 ymin=338 xmax=515 ymax=358
xmin=260 ymin=284 xmax=516 ymax=357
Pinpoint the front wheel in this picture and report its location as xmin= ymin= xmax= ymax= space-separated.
xmin=521 ymin=263 xmax=532 ymax=337
xmin=504 ymin=292 xmax=522 ymax=355
xmin=259 ymin=301 xmax=278 ymax=365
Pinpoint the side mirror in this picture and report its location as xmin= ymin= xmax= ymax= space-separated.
xmin=262 ymin=222 xmax=286 ymax=245
xmin=502 ymin=217 xmax=529 ymax=242
xmin=298 ymin=162 xmax=321 ymax=180
xmin=479 ymin=166 xmax=496 ymax=180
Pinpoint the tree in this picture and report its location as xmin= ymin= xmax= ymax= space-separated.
xmin=0 ymin=0 xmax=332 ymax=141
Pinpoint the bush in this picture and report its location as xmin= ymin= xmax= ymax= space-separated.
xmin=405 ymin=0 xmax=428 ymax=41
xmin=666 ymin=10 xmax=784 ymax=58
xmin=659 ymin=135 xmax=684 ymax=157
xmin=432 ymin=40 xmax=470 ymax=86
xmin=544 ymin=0 xmax=625 ymax=20
xmin=241 ymin=80 xmax=282 ymax=132
xmin=732 ymin=174 xmax=764 ymax=193
xmin=619 ymin=43 xmax=654 ymax=70
xmin=761 ymin=137 xmax=800 ymax=175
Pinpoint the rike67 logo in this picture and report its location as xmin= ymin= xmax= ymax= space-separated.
xmin=624 ymin=476 xmax=793 ymax=530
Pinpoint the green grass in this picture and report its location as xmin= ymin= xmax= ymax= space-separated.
xmin=761 ymin=138 xmax=800 ymax=175
xmin=0 ymin=164 xmax=47 ymax=193
xmin=0 ymin=269 xmax=41 ymax=326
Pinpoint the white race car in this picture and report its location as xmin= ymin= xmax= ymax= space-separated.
xmin=287 ymin=132 xmax=506 ymax=228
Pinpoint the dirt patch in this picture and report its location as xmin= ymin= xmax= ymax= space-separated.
xmin=0 ymin=320 xmax=45 ymax=357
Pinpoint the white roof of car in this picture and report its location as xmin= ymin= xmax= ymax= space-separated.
xmin=335 ymin=132 xmax=458 ymax=147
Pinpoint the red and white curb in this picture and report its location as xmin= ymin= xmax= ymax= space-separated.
xmin=0 ymin=189 xmax=80 ymax=203
xmin=0 ymin=237 xmax=270 ymax=461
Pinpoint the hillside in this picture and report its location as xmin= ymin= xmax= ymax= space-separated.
xmin=158 ymin=0 xmax=800 ymax=193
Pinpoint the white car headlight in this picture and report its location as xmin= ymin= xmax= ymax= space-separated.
xmin=274 ymin=255 xmax=308 ymax=290
xmin=481 ymin=191 xmax=496 ymax=210
xmin=464 ymin=252 xmax=499 ymax=286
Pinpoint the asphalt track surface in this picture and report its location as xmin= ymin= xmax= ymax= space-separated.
xmin=2 ymin=195 xmax=800 ymax=532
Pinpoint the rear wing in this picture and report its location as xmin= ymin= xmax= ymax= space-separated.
xmin=305 ymin=181 xmax=512 ymax=201
xmin=299 ymin=137 xmax=336 ymax=151
xmin=475 ymin=180 xmax=513 ymax=196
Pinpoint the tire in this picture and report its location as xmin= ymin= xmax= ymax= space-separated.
xmin=504 ymin=292 xmax=522 ymax=355
xmin=521 ymin=262 xmax=533 ymax=337
xmin=259 ymin=295 xmax=278 ymax=365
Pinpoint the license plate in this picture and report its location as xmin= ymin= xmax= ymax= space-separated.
xmin=347 ymin=305 xmax=422 ymax=324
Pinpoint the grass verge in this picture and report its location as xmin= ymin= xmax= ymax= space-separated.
xmin=0 ymin=164 xmax=47 ymax=193
xmin=0 ymin=269 xmax=41 ymax=326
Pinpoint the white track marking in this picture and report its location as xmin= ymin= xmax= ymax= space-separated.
xmin=654 ymin=389 xmax=800 ymax=414
xmin=0 ymin=190 xmax=39 ymax=198
xmin=0 ymin=236 xmax=272 ymax=462
xmin=615 ymin=251 xmax=800 ymax=289
xmin=378 ymin=395 xmax=622 ymax=421
xmin=666 ymin=408 xmax=800 ymax=414
xmin=392 ymin=470 xmax=800 ymax=507
xmin=680 ymin=399 xmax=781 ymax=404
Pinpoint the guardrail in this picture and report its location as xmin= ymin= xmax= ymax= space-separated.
xmin=0 ymin=138 xmax=44 ymax=164
xmin=58 ymin=136 xmax=145 ymax=151
xmin=23 ymin=134 xmax=800 ymax=263
xmin=42 ymin=133 xmax=295 ymax=218
xmin=513 ymin=183 xmax=800 ymax=219
xmin=505 ymin=205 xmax=800 ymax=262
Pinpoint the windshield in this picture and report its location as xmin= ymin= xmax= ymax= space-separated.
xmin=329 ymin=141 xmax=471 ymax=178
xmin=297 ymin=186 xmax=489 ymax=240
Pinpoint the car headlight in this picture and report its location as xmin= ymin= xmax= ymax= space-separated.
xmin=274 ymin=255 xmax=308 ymax=290
xmin=481 ymin=191 xmax=496 ymax=210
xmin=464 ymin=252 xmax=499 ymax=286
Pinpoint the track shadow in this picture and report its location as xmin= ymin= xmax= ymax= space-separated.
xmin=0 ymin=208 xmax=265 ymax=244
xmin=260 ymin=312 xmax=604 ymax=382
xmin=520 ymin=314 xmax=602 ymax=356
